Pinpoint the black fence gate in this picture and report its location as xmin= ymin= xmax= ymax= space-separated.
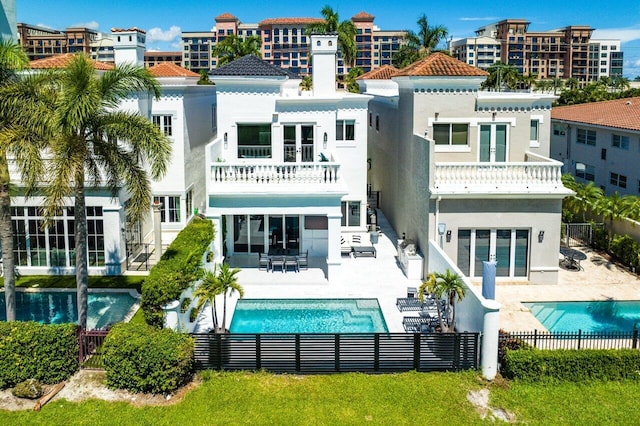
xmin=78 ymin=328 xmax=110 ymax=369
xmin=191 ymin=332 xmax=479 ymax=373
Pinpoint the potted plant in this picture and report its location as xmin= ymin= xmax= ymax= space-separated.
xmin=419 ymin=269 xmax=466 ymax=332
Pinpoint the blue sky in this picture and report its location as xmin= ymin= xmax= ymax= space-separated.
xmin=16 ymin=0 xmax=640 ymax=77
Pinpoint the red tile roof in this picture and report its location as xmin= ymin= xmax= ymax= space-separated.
xmin=29 ymin=53 xmax=115 ymax=70
xmin=215 ymin=13 xmax=239 ymax=21
xmin=144 ymin=51 xmax=181 ymax=57
xmin=394 ymin=52 xmax=489 ymax=77
xmin=111 ymin=27 xmax=146 ymax=34
xmin=551 ymin=97 xmax=640 ymax=132
xmin=259 ymin=17 xmax=323 ymax=26
xmin=352 ymin=12 xmax=375 ymax=21
xmin=357 ymin=65 xmax=398 ymax=80
xmin=148 ymin=62 xmax=200 ymax=78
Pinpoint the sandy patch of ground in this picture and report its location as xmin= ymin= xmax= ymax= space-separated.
xmin=467 ymin=388 xmax=516 ymax=422
xmin=0 ymin=370 xmax=199 ymax=412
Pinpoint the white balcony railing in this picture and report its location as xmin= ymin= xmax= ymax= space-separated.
xmin=432 ymin=155 xmax=567 ymax=195
xmin=211 ymin=162 xmax=341 ymax=187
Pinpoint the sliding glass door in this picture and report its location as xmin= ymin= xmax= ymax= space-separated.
xmin=458 ymin=228 xmax=529 ymax=278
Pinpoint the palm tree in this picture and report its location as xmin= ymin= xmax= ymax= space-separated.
xmin=213 ymin=35 xmax=262 ymax=66
xmin=0 ymin=39 xmax=53 ymax=321
xmin=305 ymin=6 xmax=357 ymax=67
xmin=551 ymin=77 xmax=564 ymax=95
xmin=595 ymin=192 xmax=636 ymax=250
xmin=565 ymin=77 xmax=580 ymax=90
xmin=344 ymin=67 xmax=363 ymax=93
xmin=193 ymin=269 xmax=223 ymax=331
xmin=44 ymin=54 xmax=172 ymax=329
xmin=216 ymin=262 xmax=244 ymax=332
xmin=561 ymin=174 xmax=604 ymax=222
xmin=392 ymin=14 xmax=448 ymax=68
xmin=482 ymin=62 xmax=521 ymax=91
xmin=612 ymin=77 xmax=630 ymax=93
xmin=420 ymin=269 xmax=466 ymax=332
xmin=299 ymin=75 xmax=312 ymax=91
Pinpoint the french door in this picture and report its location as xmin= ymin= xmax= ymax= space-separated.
xmin=283 ymin=125 xmax=314 ymax=163
xmin=479 ymin=124 xmax=507 ymax=162
xmin=457 ymin=229 xmax=529 ymax=278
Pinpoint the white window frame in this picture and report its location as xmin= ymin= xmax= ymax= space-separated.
xmin=153 ymin=114 xmax=173 ymax=136
xmin=611 ymin=134 xmax=629 ymax=150
xmin=336 ymin=119 xmax=355 ymax=142
xmin=153 ymin=195 xmax=182 ymax=223
xmin=576 ymin=128 xmax=596 ymax=146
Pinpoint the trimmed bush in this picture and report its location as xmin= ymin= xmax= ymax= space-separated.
xmin=610 ymin=234 xmax=640 ymax=269
xmin=0 ymin=322 xmax=79 ymax=389
xmin=503 ymin=349 xmax=640 ymax=382
xmin=498 ymin=330 xmax=532 ymax=369
xmin=102 ymin=322 xmax=195 ymax=394
xmin=591 ymin=225 xmax=609 ymax=252
xmin=141 ymin=217 xmax=214 ymax=327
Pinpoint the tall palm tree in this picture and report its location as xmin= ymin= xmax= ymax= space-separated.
xmin=565 ymin=77 xmax=580 ymax=90
xmin=595 ymin=192 xmax=636 ymax=250
xmin=0 ymin=39 xmax=53 ymax=321
xmin=393 ymin=14 xmax=448 ymax=68
xmin=344 ymin=66 xmax=363 ymax=93
xmin=216 ymin=262 xmax=244 ymax=332
xmin=561 ymin=174 xmax=604 ymax=223
xmin=305 ymin=6 xmax=358 ymax=67
xmin=420 ymin=269 xmax=466 ymax=332
xmin=612 ymin=77 xmax=630 ymax=93
xmin=44 ymin=54 xmax=172 ymax=329
xmin=193 ymin=269 xmax=223 ymax=331
xmin=212 ymin=35 xmax=262 ymax=66
xmin=482 ymin=62 xmax=521 ymax=91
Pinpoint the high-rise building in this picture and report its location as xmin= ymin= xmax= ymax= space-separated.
xmin=0 ymin=0 xmax=17 ymax=39
xmin=17 ymin=23 xmax=101 ymax=61
xmin=144 ymin=51 xmax=182 ymax=68
xmin=450 ymin=19 xmax=623 ymax=81
xmin=181 ymin=12 xmax=406 ymax=75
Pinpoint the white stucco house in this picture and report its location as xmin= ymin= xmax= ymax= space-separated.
xmin=205 ymin=34 xmax=371 ymax=279
xmin=360 ymin=53 xmax=571 ymax=284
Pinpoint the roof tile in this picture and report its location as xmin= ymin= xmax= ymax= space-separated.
xmin=111 ymin=27 xmax=146 ymax=34
xmin=148 ymin=62 xmax=200 ymax=78
xmin=357 ymin=65 xmax=398 ymax=80
xmin=29 ymin=53 xmax=115 ymax=70
xmin=215 ymin=13 xmax=238 ymax=21
xmin=352 ymin=12 xmax=375 ymax=21
xmin=209 ymin=54 xmax=296 ymax=78
xmin=259 ymin=17 xmax=323 ymax=26
xmin=394 ymin=52 xmax=488 ymax=77
xmin=551 ymin=97 xmax=640 ymax=132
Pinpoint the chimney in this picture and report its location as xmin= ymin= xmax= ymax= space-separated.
xmin=310 ymin=34 xmax=337 ymax=96
xmin=112 ymin=27 xmax=146 ymax=66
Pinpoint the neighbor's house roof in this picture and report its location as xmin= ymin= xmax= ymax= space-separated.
xmin=551 ymin=97 xmax=640 ymax=132
xmin=259 ymin=17 xmax=323 ymax=26
xmin=394 ymin=52 xmax=489 ymax=77
xmin=148 ymin=62 xmax=200 ymax=78
xmin=215 ymin=13 xmax=239 ymax=22
xmin=111 ymin=27 xmax=146 ymax=34
xmin=357 ymin=65 xmax=398 ymax=80
xmin=209 ymin=54 xmax=296 ymax=78
xmin=29 ymin=53 xmax=115 ymax=70
xmin=352 ymin=12 xmax=375 ymax=21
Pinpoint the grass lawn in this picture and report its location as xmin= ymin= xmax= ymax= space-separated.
xmin=0 ymin=371 xmax=638 ymax=425
xmin=2 ymin=275 xmax=146 ymax=293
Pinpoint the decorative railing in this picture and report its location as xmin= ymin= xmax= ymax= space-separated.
xmin=433 ymin=156 xmax=564 ymax=193
xmin=238 ymin=145 xmax=272 ymax=159
xmin=211 ymin=162 xmax=341 ymax=186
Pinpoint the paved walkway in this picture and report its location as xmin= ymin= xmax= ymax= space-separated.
xmin=481 ymin=246 xmax=640 ymax=331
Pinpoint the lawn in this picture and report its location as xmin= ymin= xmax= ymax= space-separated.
xmin=3 ymin=275 xmax=146 ymax=293
xmin=0 ymin=371 xmax=638 ymax=425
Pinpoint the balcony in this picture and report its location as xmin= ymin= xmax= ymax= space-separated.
xmin=431 ymin=152 xmax=570 ymax=197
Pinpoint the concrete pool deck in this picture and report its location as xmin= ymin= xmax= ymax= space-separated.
xmin=193 ymin=212 xmax=640 ymax=334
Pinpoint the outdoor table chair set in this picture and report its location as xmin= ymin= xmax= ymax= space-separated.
xmin=260 ymin=250 xmax=308 ymax=273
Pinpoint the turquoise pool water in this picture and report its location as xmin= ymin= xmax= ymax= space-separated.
xmin=229 ymin=299 xmax=389 ymax=333
xmin=0 ymin=290 xmax=138 ymax=329
xmin=524 ymin=300 xmax=640 ymax=332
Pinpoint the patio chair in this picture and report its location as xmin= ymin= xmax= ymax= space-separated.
xmin=296 ymin=250 xmax=308 ymax=270
xmin=352 ymin=234 xmax=361 ymax=245
xmin=258 ymin=253 xmax=270 ymax=271
xmin=284 ymin=255 xmax=299 ymax=273
xmin=340 ymin=237 xmax=352 ymax=257
xmin=271 ymin=256 xmax=285 ymax=273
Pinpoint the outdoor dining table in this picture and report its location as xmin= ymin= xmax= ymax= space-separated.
xmin=560 ymin=246 xmax=587 ymax=270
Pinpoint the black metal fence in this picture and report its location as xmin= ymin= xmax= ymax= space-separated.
xmin=191 ymin=332 xmax=480 ymax=373
xmin=499 ymin=328 xmax=639 ymax=351
xmin=78 ymin=328 xmax=110 ymax=369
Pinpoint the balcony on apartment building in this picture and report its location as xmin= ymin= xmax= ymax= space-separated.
xmin=431 ymin=152 xmax=569 ymax=197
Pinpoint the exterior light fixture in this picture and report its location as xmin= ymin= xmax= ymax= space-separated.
xmin=323 ymin=132 xmax=328 ymax=149
xmin=538 ymin=231 xmax=545 ymax=243
xmin=223 ymin=132 xmax=228 ymax=149
xmin=438 ymin=223 xmax=446 ymax=248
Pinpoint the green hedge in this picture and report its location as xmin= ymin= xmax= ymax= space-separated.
xmin=610 ymin=234 xmax=640 ymax=269
xmin=503 ymin=349 xmax=640 ymax=382
xmin=0 ymin=322 xmax=79 ymax=389
xmin=102 ymin=322 xmax=195 ymax=394
xmin=141 ymin=217 xmax=214 ymax=327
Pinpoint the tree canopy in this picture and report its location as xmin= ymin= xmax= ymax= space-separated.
xmin=305 ymin=6 xmax=358 ymax=67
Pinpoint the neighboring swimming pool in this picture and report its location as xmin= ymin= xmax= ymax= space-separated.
xmin=524 ymin=300 xmax=640 ymax=332
xmin=229 ymin=299 xmax=389 ymax=333
xmin=0 ymin=290 xmax=139 ymax=329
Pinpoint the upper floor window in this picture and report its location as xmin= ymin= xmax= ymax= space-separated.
xmin=612 ymin=134 xmax=629 ymax=150
xmin=610 ymin=172 xmax=627 ymax=188
xmin=237 ymin=124 xmax=272 ymax=159
xmin=375 ymin=115 xmax=379 ymax=131
xmin=576 ymin=128 xmax=596 ymax=146
xmin=433 ymin=123 xmax=469 ymax=146
xmin=336 ymin=120 xmax=355 ymax=141
xmin=530 ymin=120 xmax=539 ymax=143
xmin=575 ymin=162 xmax=595 ymax=181
xmin=553 ymin=123 xmax=565 ymax=136
xmin=153 ymin=115 xmax=172 ymax=136
xmin=153 ymin=195 xmax=181 ymax=223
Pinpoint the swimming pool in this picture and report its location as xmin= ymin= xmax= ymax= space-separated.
xmin=0 ymin=290 xmax=139 ymax=329
xmin=524 ymin=300 xmax=640 ymax=332
xmin=229 ymin=299 xmax=389 ymax=333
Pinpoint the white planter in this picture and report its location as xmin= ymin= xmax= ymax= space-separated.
xmin=397 ymin=241 xmax=423 ymax=280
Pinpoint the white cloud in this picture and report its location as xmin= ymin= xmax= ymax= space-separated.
xmin=147 ymin=26 xmax=181 ymax=43
xmin=592 ymin=26 xmax=640 ymax=43
xmin=71 ymin=21 xmax=100 ymax=30
xmin=635 ymin=59 xmax=640 ymax=67
xmin=459 ymin=17 xmax=499 ymax=22
xmin=170 ymin=41 xmax=182 ymax=50
xmin=35 ymin=23 xmax=56 ymax=30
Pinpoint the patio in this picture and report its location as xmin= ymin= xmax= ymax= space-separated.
xmin=195 ymin=210 xmax=422 ymax=333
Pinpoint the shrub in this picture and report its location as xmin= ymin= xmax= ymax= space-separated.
xmin=610 ymin=234 xmax=640 ymax=269
xmin=0 ymin=322 xmax=79 ymax=389
xmin=12 ymin=379 xmax=44 ymax=399
xmin=502 ymin=349 xmax=640 ymax=382
xmin=189 ymin=307 xmax=199 ymax=323
xmin=102 ymin=322 xmax=195 ymax=394
xmin=498 ymin=330 xmax=532 ymax=370
xmin=591 ymin=225 xmax=609 ymax=252
xmin=142 ymin=217 xmax=214 ymax=327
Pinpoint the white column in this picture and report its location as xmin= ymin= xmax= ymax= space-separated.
xmin=326 ymin=214 xmax=342 ymax=280
xmin=480 ymin=299 xmax=501 ymax=380
xmin=152 ymin=202 xmax=163 ymax=262
xmin=210 ymin=215 xmax=223 ymax=264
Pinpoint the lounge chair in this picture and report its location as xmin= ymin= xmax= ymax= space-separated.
xmin=271 ymin=256 xmax=285 ymax=273
xmin=396 ymin=298 xmax=423 ymax=311
xmin=402 ymin=316 xmax=439 ymax=333
xmin=340 ymin=237 xmax=352 ymax=257
xmin=258 ymin=253 xmax=270 ymax=271
xmin=284 ymin=255 xmax=299 ymax=272
xmin=296 ymin=250 xmax=308 ymax=270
